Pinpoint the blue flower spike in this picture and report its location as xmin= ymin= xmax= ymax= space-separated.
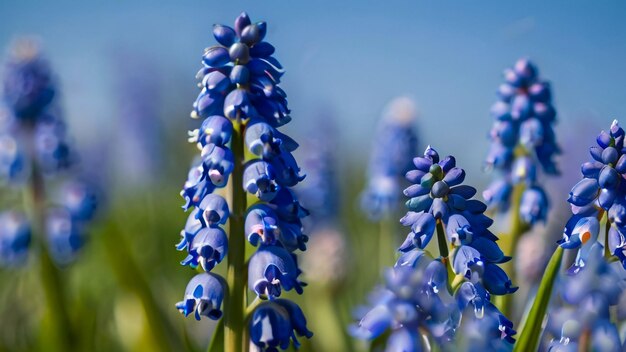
xmin=484 ymin=58 xmax=559 ymax=228
xmin=177 ymin=13 xmax=311 ymax=351
xmin=360 ymin=97 xmax=418 ymax=220
xmin=0 ymin=40 xmax=98 ymax=268
xmin=561 ymin=120 xmax=626 ymax=270
xmin=352 ymin=146 xmax=516 ymax=351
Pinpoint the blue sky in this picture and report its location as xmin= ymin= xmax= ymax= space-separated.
xmin=1 ymin=1 xmax=625 ymax=184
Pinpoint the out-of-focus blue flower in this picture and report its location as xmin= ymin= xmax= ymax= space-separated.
xmin=111 ymin=50 xmax=164 ymax=186
xmin=0 ymin=211 xmax=31 ymax=266
xmin=294 ymin=121 xmax=339 ymax=224
xmin=45 ymin=208 xmax=83 ymax=265
xmin=559 ymin=120 xmax=626 ymax=270
xmin=1 ymin=39 xmax=74 ymax=176
xmin=33 ymin=114 xmax=73 ymax=173
xmin=2 ymin=39 xmax=55 ymax=120
xmin=249 ymin=300 xmax=313 ymax=351
xmin=58 ymin=180 xmax=97 ymax=221
xmin=176 ymin=272 xmax=225 ymax=321
xmin=519 ymin=186 xmax=548 ymax=224
xmin=361 ymin=97 xmax=418 ymax=220
xmin=0 ymin=39 xmax=97 ymax=267
xmin=0 ymin=134 xmax=25 ymax=181
xmin=484 ymin=58 xmax=559 ymax=226
xmin=546 ymin=242 xmax=625 ymax=350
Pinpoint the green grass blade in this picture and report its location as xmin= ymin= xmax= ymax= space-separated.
xmin=513 ymin=246 xmax=564 ymax=352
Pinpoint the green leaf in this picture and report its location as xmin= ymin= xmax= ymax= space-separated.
xmin=513 ymin=246 xmax=564 ymax=352
xmin=207 ymin=319 xmax=224 ymax=352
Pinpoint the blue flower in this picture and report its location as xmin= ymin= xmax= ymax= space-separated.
xmin=0 ymin=211 xmax=31 ymax=266
xmin=361 ymin=97 xmax=418 ymax=220
xmin=180 ymin=227 xmax=228 ymax=271
xmin=2 ymin=39 xmax=55 ymax=120
xmin=190 ymin=115 xmax=233 ymax=148
xmin=294 ymin=126 xmax=340 ymax=224
xmin=248 ymin=245 xmax=304 ymax=297
xmin=46 ymin=208 xmax=83 ymax=265
xmin=455 ymin=282 xmax=516 ymax=346
xmin=484 ymin=58 xmax=559 ymax=225
xmin=546 ymin=242 xmax=625 ymax=350
xmin=176 ymin=272 xmax=225 ymax=321
xmin=58 ymin=181 xmax=97 ymax=221
xmin=243 ymin=160 xmax=280 ymax=201
xmin=0 ymin=134 xmax=25 ymax=181
xmin=196 ymin=194 xmax=230 ymax=226
xmin=34 ymin=115 xmax=73 ymax=173
xmin=245 ymin=204 xmax=307 ymax=252
xmin=249 ymin=300 xmax=313 ymax=351
xmin=519 ymin=186 xmax=548 ymax=224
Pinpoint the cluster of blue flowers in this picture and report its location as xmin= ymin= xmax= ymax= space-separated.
xmin=560 ymin=120 xmax=626 ymax=270
xmin=176 ymin=12 xmax=312 ymax=351
xmin=361 ymin=97 xmax=418 ymax=220
xmin=545 ymin=243 xmax=625 ymax=351
xmin=541 ymin=120 xmax=626 ymax=351
xmin=352 ymin=147 xmax=516 ymax=350
xmin=0 ymin=39 xmax=97 ymax=266
xmin=484 ymin=58 xmax=559 ymax=225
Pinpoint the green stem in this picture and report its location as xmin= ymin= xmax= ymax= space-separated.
xmin=26 ymin=140 xmax=73 ymax=351
xmin=497 ymin=183 xmax=528 ymax=317
xmin=224 ymin=119 xmax=247 ymax=352
xmin=435 ymin=220 xmax=454 ymax=290
xmin=514 ymin=246 xmax=563 ymax=352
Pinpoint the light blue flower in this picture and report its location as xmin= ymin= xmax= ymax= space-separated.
xmin=0 ymin=211 xmax=31 ymax=266
xmin=176 ymin=273 xmax=225 ymax=321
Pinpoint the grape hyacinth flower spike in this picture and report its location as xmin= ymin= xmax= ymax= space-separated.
xmin=352 ymin=146 xmax=516 ymax=350
xmin=0 ymin=39 xmax=98 ymax=350
xmin=484 ymin=58 xmax=559 ymax=226
xmin=176 ymin=12 xmax=311 ymax=351
xmin=360 ymin=97 xmax=418 ymax=269
xmin=483 ymin=58 xmax=560 ymax=317
xmin=559 ymin=120 xmax=626 ymax=270
xmin=360 ymin=97 xmax=418 ymax=220
xmin=514 ymin=120 xmax=626 ymax=352
xmin=544 ymin=244 xmax=625 ymax=351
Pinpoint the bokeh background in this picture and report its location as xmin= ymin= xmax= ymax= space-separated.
xmin=1 ymin=1 xmax=625 ymax=351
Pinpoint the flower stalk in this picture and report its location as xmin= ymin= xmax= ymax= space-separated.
xmin=28 ymin=160 xmax=73 ymax=351
xmin=224 ymin=119 xmax=247 ymax=351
